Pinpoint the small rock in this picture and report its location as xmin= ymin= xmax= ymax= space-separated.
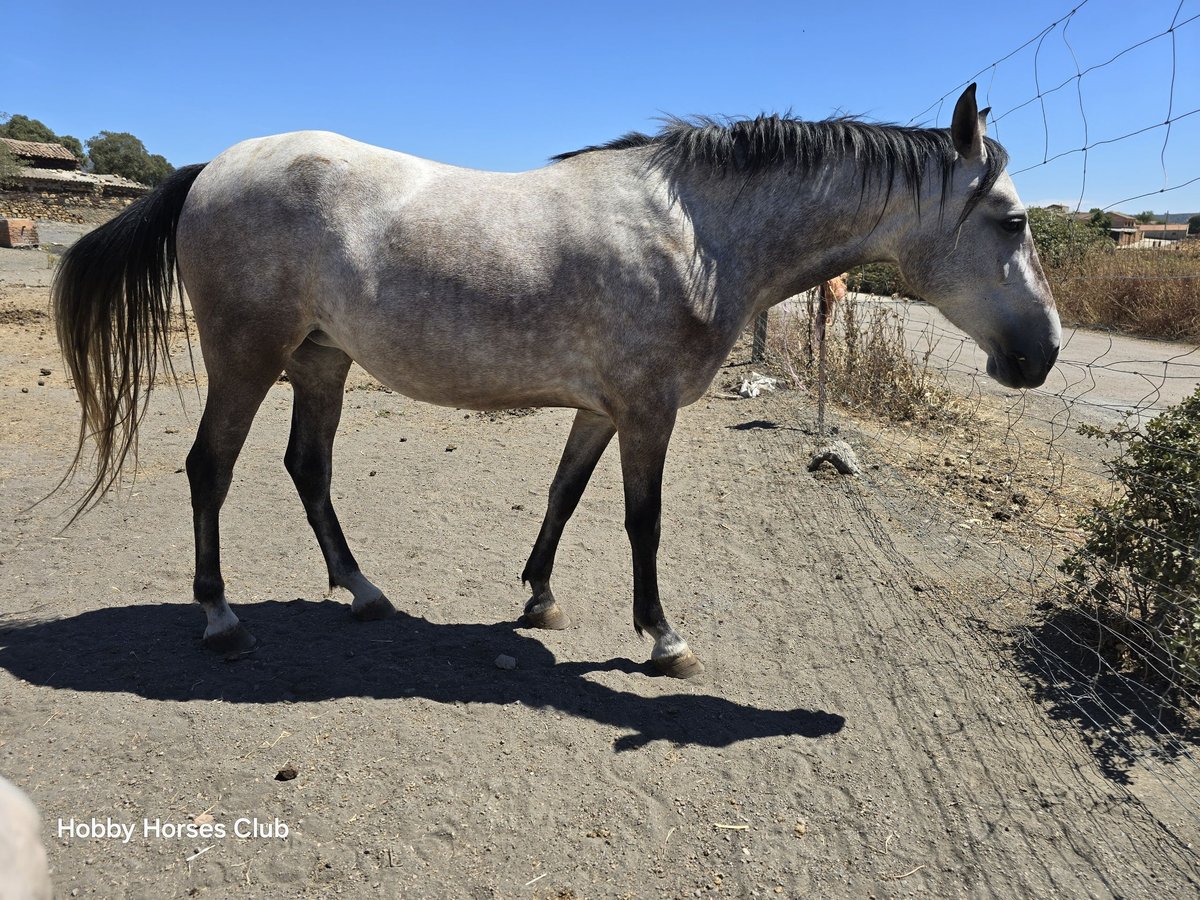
xmin=39 ymin=367 xmax=51 ymax=376
xmin=992 ymin=510 xmax=1012 ymax=521
xmin=1012 ymin=492 xmax=1028 ymax=506
xmin=808 ymin=440 xmax=861 ymax=476
xmin=369 ymin=471 xmax=377 ymax=477
xmin=21 ymin=387 xmax=28 ymax=393
xmin=275 ymin=765 xmax=298 ymax=782
xmin=445 ymin=444 xmax=457 ymax=452
xmin=494 ymin=654 xmax=517 ymax=670
xmin=793 ymin=820 xmax=807 ymax=837
xmin=512 ymin=504 xmax=524 ymax=511
xmin=37 ymin=380 xmax=45 ymax=386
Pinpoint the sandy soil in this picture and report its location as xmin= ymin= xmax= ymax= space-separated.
xmin=1 ymin=243 xmax=1198 ymax=898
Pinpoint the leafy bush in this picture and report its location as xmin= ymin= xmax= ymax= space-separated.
xmin=1059 ymin=387 xmax=1200 ymax=704
xmin=1027 ymin=206 xmax=1111 ymax=269
xmin=845 ymin=263 xmax=911 ymax=297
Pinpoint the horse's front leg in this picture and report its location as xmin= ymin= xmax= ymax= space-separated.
xmin=617 ymin=407 xmax=704 ymax=678
xmin=521 ymin=410 xmax=616 ymax=629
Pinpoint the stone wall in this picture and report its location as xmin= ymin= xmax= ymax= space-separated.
xmin=0 ymin=189 xmax=131 ymax=225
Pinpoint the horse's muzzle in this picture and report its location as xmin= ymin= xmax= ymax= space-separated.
xmin=986 ymin=343 xmax=1059 ymax=389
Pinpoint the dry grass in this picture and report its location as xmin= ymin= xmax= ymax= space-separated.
xmin=767 ymin=292 xmax=975 ymax=427
xmin=1048 ymin=240 xmax=1200 ymax=343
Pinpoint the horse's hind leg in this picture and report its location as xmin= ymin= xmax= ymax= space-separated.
xmin=520 ymin=410 xmax=615 ymax=630
xmin=617 ymin=408 xmax=703 ymax=678
xmin=284 ymin=340 xmax=394 ymax=621
xmin=188 ymin=358 xmax=287 ymax=653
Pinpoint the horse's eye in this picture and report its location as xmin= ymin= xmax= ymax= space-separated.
xmin=1001 ymin=215 xmax=1027 ymax=234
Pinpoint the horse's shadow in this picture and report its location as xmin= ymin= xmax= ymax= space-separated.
xmin=0 ymin=600 xmax=843 ymax=751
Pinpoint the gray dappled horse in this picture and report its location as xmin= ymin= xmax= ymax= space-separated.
xmin=53 ymin=85 xmax=1059 ymax=677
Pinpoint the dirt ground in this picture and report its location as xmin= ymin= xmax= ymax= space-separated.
xmin=2 ymin=241 xmax=1199 ymax=898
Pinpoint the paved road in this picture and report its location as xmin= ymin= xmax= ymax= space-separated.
xmin=783 ymin=293 xmax=1200 ymax=428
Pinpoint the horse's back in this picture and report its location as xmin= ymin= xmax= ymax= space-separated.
xmin=176 ymin=131 xmax=721 ymax=412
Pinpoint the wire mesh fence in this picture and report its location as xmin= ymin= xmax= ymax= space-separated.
xmin=758 ymin=0 xmax=1200 ymax=845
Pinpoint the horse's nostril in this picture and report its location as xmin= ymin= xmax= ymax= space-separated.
xmin=1047 ymin=345 xmax=1060 ymax=368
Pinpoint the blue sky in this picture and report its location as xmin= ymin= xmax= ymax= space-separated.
xmin=6 ymin=0 xmax=1199 ymax=213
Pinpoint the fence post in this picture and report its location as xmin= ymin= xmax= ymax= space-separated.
xmin=751 ymin=310 xmax=769 ymax=362
xmin=815 ymin=283 xmax=829 ymax=436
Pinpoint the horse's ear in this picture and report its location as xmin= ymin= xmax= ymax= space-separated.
xmin=951 ymin=84 xmax=984 ymax=160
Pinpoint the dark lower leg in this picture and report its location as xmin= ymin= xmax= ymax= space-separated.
xmin=619 ymin=409 xmax=702 ymax=677
xmin=520 ymin=410 xmax=615 ymax=629
xmin=285 ymin=342 xmax=392 ymax=620
xmin=186 ymin=412 xmax=259 ymax=652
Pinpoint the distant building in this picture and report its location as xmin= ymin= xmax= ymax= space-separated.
xmin=0 ymin=138 xmax=147 ymax=198
xmin=0 ymin=138 xmax=80 ymax=171
xmin=1134 ymin=222 xmax=1188 ymax=242
xmin=1067 ymin=208 xmax=1140 ymax=245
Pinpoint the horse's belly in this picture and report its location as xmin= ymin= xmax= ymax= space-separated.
xmin=333 ymin=322 xmax=602 ymax=412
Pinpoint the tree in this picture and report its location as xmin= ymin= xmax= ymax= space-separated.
xmin=1188 ymin=214 xmax=1200 ymax=236
xmin=1088 ymin=208 xmax=1113 ymax=232
xmin=0 ymin=141 xmax=26 ymax=184
xmin=0 ymin=113 xmax=86 ymax=164
xmin=1135 ymin=210 xmax=1160 ymax=224
xmin=86 ymin=131 xmax=175 ymax=186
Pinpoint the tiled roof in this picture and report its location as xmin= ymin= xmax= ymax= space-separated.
xmin=0 ymin=138 xmax=78 ymax=162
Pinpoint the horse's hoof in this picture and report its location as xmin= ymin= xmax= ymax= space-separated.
xmin=203 ymin=623 xmax=258 ymax=657
xmin=352 ymin=593 xmax=396 ymax=622
xmin=520 ymin=601 xmax=571 ymax=630
xmin=653 ymin=648 xmax=705 ymax=679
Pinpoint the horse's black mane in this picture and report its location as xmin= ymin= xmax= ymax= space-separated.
xmin=552 ymin=114 xmax=1008 ymax=222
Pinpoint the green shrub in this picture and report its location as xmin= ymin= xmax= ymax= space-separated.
xmin=845 ymin=263 xmax=910 ymax=297
xmin=1027 ymin=206 xmax=1112 ymax=269
xmin=1059 ymin=387 xmax=1200 ymax=703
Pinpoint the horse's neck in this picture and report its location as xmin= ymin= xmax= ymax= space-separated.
xmin=675 ymin=161 xmax=912 ymax=314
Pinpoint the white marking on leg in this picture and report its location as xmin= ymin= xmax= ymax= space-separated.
xmin=339 ymin=572 xmax=385 ymax=613
xmin=644 ymin=623 xmax=690 ymax=662
xmin=202 ymin=599 xmax=240 ymax=640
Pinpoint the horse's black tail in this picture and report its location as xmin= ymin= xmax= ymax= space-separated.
xmin=52 ymin=162 xmax=207 ymax=519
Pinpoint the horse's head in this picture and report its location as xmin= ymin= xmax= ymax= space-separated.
xmin=896 ymin=85 xmax=1060 ymax=390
